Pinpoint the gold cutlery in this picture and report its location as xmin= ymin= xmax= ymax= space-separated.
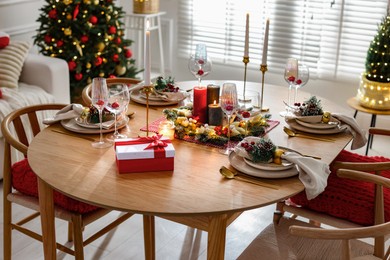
xmin=51 ymin=129 xmax=96 ymax=142
xmin=219 ymin=166 xmax=279 ymax=190
xmin=283 ymin=127 xmax=335 ymax=142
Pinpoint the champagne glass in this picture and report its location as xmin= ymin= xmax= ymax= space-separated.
xmin=91 ymin=78 xmax=112 ymax=148
xmin=293 ymin=63 xmax=310 ymax=104
xmin=219 ymin=83 xmax=239 ymax=155
xmin=280 ymin=58 xmax=298 ymax=117
xmin=188 ymin=43 xmax=212 ymax=86
xmin=106 ymin=84 xmax=130 ymax=141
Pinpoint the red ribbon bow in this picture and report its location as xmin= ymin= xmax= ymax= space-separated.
xmin=143 ymin=134 xmax=168 ymax=150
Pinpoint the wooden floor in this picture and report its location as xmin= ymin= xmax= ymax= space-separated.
xmin=1 ymin=134 xmax=389 ymax=259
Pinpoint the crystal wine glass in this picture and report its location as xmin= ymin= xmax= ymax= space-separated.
xmin=91 ymin=77 xmax=112 ymax=148
xmin=280 ymin=58 xmax=298 ymax=117
xmin=293 ymin=63 xmax=310 ymax=104
xmin=106 ymin=83 xmax=130 ymax=142
xmin=188 ymin=43 xmax=212 ymax=86
xmin=219 ymin=82 xmax=239 ymax=155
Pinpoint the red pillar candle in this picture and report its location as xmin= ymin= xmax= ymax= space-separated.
xmin=193 ymin=86 xmax=207 ymax=123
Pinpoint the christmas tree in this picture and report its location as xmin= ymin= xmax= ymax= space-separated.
xmin=34 ymin=0 xmax=141 ymax=102
xmin=365 ymin=13 xmax=390 ymax=83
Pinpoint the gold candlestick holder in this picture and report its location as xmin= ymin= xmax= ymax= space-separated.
xmin=141 ymin=85 xmax=154 ymax=137
xmin=260 ymin=64 xmax=269 ymax=112
xmin=239 ymin=56 xmax=250 ymax=103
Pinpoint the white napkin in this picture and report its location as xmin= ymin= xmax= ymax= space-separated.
xmin=234 ymin=136 xmax=330 ymax=200
xmin=43 ymin=104 xmax=84 ymax=125
xmin=332 ymin=113 xmax=367 ymax=150
xmin=282 ymin=152 xmax=330 ymax=200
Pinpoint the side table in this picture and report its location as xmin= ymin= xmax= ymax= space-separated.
xmin=347 ymin=97 xmax=390 ymax=155
xmin=124 ymin=12 xmax=166 ymax=75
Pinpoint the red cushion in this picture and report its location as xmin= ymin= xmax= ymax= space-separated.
xmin=12 ymin=158 xmax=99 ymax=214
xmin=0 ymin=32 xmax=10 ymax=49
xmin=290 ymin=150 xmax=390 ymax=226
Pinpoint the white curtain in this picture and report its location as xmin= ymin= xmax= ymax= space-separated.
xmin=179 ymin=0 xmax=388 ymax=81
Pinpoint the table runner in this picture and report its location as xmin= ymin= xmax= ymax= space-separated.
xmin=140 ymin=117 xmax=280 ymax=148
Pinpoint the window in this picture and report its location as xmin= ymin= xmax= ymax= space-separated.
xmin=178 ymin=0 xmax=388 ymax=81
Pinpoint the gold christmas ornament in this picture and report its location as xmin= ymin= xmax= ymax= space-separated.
xmin=99 ymin=72 xmax=105 ymax=77
xmin=64 ymin=28 xmax=72 ymax=36
xmin=93 ymin=0 xmax=99 ymax=4
xmin=106 ymin=14 xmax=111 ymax=21
xmin=66 ymin=13 xmax=72 ymax=20
xmin=96 ymin=42 xmax=105 ymax=52
xmin=63 ymin=0 xmax=73 ymax=5
xmin=103 ymin=58 xmax=107 ymax=63
xmin=86 ymin=62 xmax=92 ymax=69
xmin=115 ymin=65 xmax=126 ymax=75
xmin=83 ymin=0 xmax=91 ymax=4
xmin=117 ymin=47 xmax=122 ymax=53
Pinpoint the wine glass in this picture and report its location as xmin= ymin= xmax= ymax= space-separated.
xmin=219 ymin=82 xmax=239 ymax=155
xmin=106 ymin=84 xmax=130 ymax=142
xmin=188 ymin=43 xmax=212 ymax=86
xmin=293 ymin=63 xmax=310 ymax=104
xmin=91 ymin=77 xmax=112 ymax=148
xmin=280 ymin=58 xmax=298 ymax=117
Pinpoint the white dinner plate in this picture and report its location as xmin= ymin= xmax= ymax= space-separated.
xmin=229 ymin=151 xmax=299 ymax=179
xmin=61 ymin=117 xmax=128 ymax=134
xmin=243 ymin=157 xmax=294 ymax=171
xmin=130 ymin=89 xmax=187 ymax=106
xmin=295 ymin=118 xmax=340 ymax=130
xmin=286 ymin=118 xmax=348 ymax=134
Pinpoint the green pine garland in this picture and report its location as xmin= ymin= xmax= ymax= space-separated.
xmin=365 ymin=13 xmax=390 ymax=83
xmin=34 ymin=0 xmax=141 ymax=101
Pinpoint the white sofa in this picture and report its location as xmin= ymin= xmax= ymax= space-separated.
xmin=0 ymin=53 xmax=70 ymax=179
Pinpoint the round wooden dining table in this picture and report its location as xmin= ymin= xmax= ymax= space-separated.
xmin=28 ymin=81 xmax=353 ymax=260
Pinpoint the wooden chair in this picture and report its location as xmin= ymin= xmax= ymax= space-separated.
xmin=82 ymin=77 xmax=141 ymax=105
xmin=2 ymin=104 xmax=133 ymax=260
xmin=239 ymin=168 xmax=390 ymax=260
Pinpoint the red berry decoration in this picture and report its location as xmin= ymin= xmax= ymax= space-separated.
xmin=241 ymin=111 xmax=251 ymax=118
xmin=89 ymin=16 xmax=98 ymax=24
xmin=112 ymin=54 xmax=119 ymax=62
xmin=124 ymin=48 xmax=132 ymax=58
xmin=288 ymin=76 xmax=295 ymax=82
xmin=108 ymin=74 xmax=116 ymax=78
xmin=74 ymin=73 xmax=83 ymax=81
xmin=94 ymin=57 xmax=103 ymax=66
xmin=115 ymin=38 xmax=122 ymax=44
xmin=111 ymin=102 xmax=120 ymax=109
xmin=44 ymin=35 xmax=52 ymax=44
xmin=80 ymin=35 xmax=89 ymax=43
xmin=48 ymin=9 xmax=57 ymax=19
xmin=198 ymin=59 xmax=205 ymax=65
xmin=97 ymin=100 xmax=105 ymax=106
xmin=225 ymin=105 xmax=233 ymax=111
xmin=56 ymin=40 xmax=64 ymax=47
xmin=296 ymin=79 xmax=302 ymax=84
xmin=108 ymin=26 xmax=117 ymax=34
xmin=197 ymin=69 xmax=204 ymax=76
xmin=68 ymin=60 xmax=76 ymax=71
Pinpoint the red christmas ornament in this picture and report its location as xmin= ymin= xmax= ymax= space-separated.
xmin=124 ymin=48 xmax=132 ymax=58
xmin=108 ymin=26 xmax=117 ymax=34
xmin=44 ymin=35 xmax=52 ymax=44
xmin=94 ymin=57 xmax=103 ymax=66
xmin=296 ymin=79 xmax=302 ymax=85
xmin=111 ymin=102 xmax=119 ymax=108
xmin=56 ymin=40 xmax=64 ymax=47
xmin=112 ymin=54 xmax=119 ymax=62
xmin=74 ymin=73 xmax=83 ymax=81
xmin=97 ymin=100 xmax=105 ymax=106
xmin=48 ymin=9 xmax=57 ymax=19
xmin=114 ymin=38 xmax=121 ymax=44
xmin=89 ymin=16 xmax=98 ymax=25
xmin=68 ymin=61 xmax=77 ymax=71
xmin=197 ymin=69 xmax=204 ymax=76
xmin=108 ymin=74 xmax=116 ymax=78
xmin=80 ymin=35 xmax=89 ymax=43
xmin=241 ymin=111 xmax=251 ymax=118
xmin=73 ymin=4 xmax=79 ymax=20
xmin=288 ymin=76 xmax=295 ymax=82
